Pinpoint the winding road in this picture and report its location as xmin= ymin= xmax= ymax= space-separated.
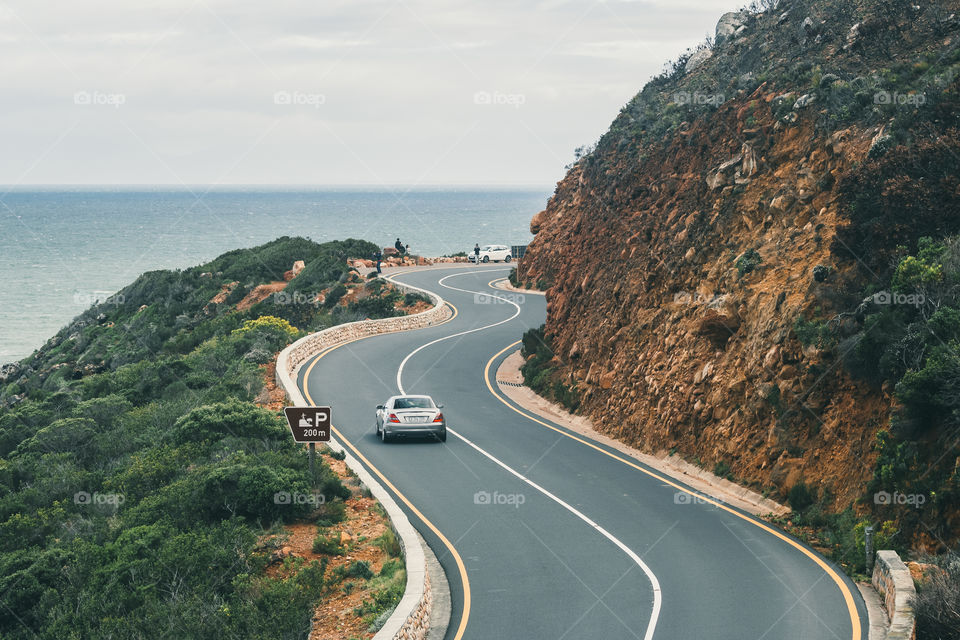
xmin=297 ymin=265 xmax=868 ymax=640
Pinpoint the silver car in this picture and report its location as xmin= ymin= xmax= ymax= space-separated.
xmin=376 ymin=395 xmax=446 ymax=442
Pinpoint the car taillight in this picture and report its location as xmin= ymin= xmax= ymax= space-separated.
xmin=433 ymin=413 xmax=444 ymax=423
xmin=388 ymin=413 xmax=401 ymax=423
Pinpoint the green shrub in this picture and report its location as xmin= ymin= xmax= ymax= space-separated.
xmin=345 ymin=560 xmax=373 ymax=580
xmin=312 ymin=531 xmax=344 ymax=555
xmin=232 ymin=315 xmax=299 ymax=341
xmin=374 ymin=528 xmax=402 ymax=558
xmin=379 ymin=558 xmax=402 ymax=578
xmin=403 ymin=292 xmax=431 ymax=306
xmin=324 ymin=284 xmax=347 ymax=308
xmin=315 ymin=500 xmax=348 ymax=527
xmin=736 ymin=249 xmax=762 ymax=276
xmin=713 ymin=461 xmax=731 ymax=479
xmin=788 ymin=481 xmax=817 ymax=512
xmin=793 ymin=316 xmax=834 ymax=348
xmin=347 ymin=293 xmax=399 ymax=319
xmin=171 ymin=400 xmax=284 ymax=444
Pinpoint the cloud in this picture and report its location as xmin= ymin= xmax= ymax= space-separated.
xmin=0 ymin=0 xmax=739 ymax=185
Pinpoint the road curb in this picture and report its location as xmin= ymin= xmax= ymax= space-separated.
xmin=490 ymin=277 xmax=546 ymax=296
xmin=275 ymin=278 xmax=453 ymax=640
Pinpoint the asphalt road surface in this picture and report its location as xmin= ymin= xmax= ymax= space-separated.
xmin=298 ymin=265 xmax=868 ymax=640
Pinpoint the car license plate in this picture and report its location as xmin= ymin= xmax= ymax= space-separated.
xmin=408 ymin=416 xmax=427 ymax=423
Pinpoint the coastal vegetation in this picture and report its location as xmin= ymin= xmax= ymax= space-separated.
xmin=0 ymin=237 xmax=405 ymax=639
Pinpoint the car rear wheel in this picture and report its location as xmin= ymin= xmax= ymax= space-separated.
xmin=380 ymin=428 xmax=390 ymax=443
xmin=505 ymin=255 xmax=511 ymax=263
xmin=437 ymin=430 xmax=446 ymax=443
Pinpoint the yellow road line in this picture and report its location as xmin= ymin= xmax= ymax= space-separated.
xmin=483 ymin=341 xmax=862 ymax=640
xmin=298 ymin=314 xmax=469 ymax=640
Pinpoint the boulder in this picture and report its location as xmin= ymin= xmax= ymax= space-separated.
xmin=530 ymin=209 xmax=548 ymax=234
xmin=599 ymin=371 xmax=615 ymax=390
xmin=794 ymin=93 xmax=817 ymax=109
xmin=716 ymin=11 xmax=749 ymax=46
xmin=284 ymin=259 xmax=307 ymax=281
xmin=763 ymin=345 xmax=781 ymax=370
xmin=706 ymin=154 xmax=743 ymax=190
xmin=685 ymin=48 xmax=713 ymax=73
xmin=770 ymin=194 xmax=796 ymax=211
xmin=741 ymin=143 xmax=759 ymax=177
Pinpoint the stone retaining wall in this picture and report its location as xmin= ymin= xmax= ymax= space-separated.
xmin=278 ymin=281 xmax=451 ymax=381
xmin=274 ymin=278 xmax=450 ymax=640
xmin=872 ymin=550 xmax=917 ymax=640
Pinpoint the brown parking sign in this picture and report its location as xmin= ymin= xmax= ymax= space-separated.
xmin=283 ymin=406 xmax=331 ymax=442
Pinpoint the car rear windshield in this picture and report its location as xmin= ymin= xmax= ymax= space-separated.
xmin=394 ymin=397 xmax=434 ymax=409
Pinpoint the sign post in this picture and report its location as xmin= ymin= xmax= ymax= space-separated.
xmin=283 ymin=407 xmax=332 ymax=484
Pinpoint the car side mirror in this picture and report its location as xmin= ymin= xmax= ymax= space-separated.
xmin=436 ymin=403 xmax=444 ymax=409
xmin=376 ymin=405 xmax=384 ymax=410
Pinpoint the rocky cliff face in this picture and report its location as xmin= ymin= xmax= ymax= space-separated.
xmin=519 ymin=0 xmax=960 ymax=527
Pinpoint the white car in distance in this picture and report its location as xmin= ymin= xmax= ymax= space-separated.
xmin=469 ymin=245 xmax=512 ymax=263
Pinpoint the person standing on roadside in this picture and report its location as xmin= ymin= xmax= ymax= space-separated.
xmin=395 ymin=238 xmax=404 ymax=254
xmin=474 ymin=243 xmax=480 ymax=263
xmin=374 ymin=250 xmax=382 ymax=274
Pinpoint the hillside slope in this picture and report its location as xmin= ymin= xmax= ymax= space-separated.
xmin=518 ymin=0 xmax=960 ymax=553
xmin=0 ymin=237 xmax=419 ymax=639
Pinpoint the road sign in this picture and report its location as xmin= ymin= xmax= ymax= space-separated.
xmin=283 ymin=406 xmax=331 ymax=442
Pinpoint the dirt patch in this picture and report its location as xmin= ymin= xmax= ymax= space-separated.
xmin=255 ymin=359 xmax=288 ymax=412
xmin=237 ymin=282 xmax=288 ymax=311
xmin=209 ymin=281 xmax=239 ymax=304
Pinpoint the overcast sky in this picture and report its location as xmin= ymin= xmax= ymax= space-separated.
xmin=2 ymin=0 xmax=737 ymax=187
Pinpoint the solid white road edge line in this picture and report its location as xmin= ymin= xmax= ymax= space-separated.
xmin=392 ymin=269 xmax=518 ymax=393
xmin=393 ymin=268 xmax=662 ymax=640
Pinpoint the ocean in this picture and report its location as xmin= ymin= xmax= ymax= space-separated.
xmin=0 ymin=187 xmax=548 ymax=364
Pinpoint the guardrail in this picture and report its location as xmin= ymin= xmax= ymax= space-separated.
xmin=275 ymin=278 xmax=452 ymax=640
